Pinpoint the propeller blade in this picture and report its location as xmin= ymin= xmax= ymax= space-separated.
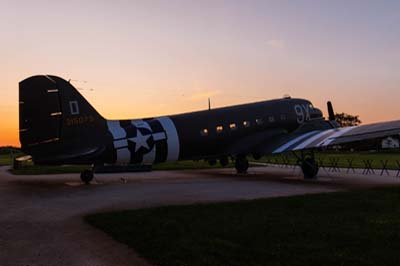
xmin=327 ymin=101 xmax=335 ymax=121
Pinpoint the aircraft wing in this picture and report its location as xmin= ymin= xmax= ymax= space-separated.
xmin=270 ymin=120 xmax=400 ymax=154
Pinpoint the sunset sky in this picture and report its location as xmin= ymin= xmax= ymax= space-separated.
xmin=1 ymin=0 xmax=399 ymax=146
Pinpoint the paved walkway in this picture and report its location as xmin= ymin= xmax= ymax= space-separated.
xmin=1 ymin=165 xmax=400 ymax=266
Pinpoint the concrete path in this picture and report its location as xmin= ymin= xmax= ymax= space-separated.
xmin=1 ymin=165 xmax=400 ymax=266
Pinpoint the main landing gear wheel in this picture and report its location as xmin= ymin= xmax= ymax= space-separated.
xmin=301 ymin=158 xmax=319 ymax=179
xmin=235 ymin=156 xmax=249 ymax=174
xmin=80 ymin=169 xmax=94 ymax=185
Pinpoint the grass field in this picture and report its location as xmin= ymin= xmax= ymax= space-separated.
xmin=6 ymin=150 xmax=400 ymax=175
xmin=10 ymin=165 xmax=88 ymax=175
xmin=264 ymin=150 xmax=400 ymax=170
xmin=9 ymin=160 xmax=232 ymax=175
xmin=0 ymin=153 xmax=23 ymax=166
xmin=153 ymin=160 xmax=234 ymax=170
xmin=86 ymin=187 xmax=400 ymax=266
xmin=0 ymin=154 xmax=13 ymax=166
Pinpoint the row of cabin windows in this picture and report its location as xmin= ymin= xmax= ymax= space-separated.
xmin=200 ymin=114 xmax=287 ymax=136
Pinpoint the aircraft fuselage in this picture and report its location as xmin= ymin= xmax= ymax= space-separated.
xmin=19 ymin=75 xmax=323 ymax=167
xmin=106 ymin=98 xmax=323 ymax=165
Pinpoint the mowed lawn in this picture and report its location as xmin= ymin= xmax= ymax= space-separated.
xmin=0 ymin=153 xmax=23 ymax=166
xmin=9 ymin=161 xmax=228 ymax=175
xmin=86 ymin=187 xmax=400 ymax=266
xmin=263 ymin=151 xmax=400 ymax=170
xmin=0 ymin=154 xmax=12 ymax=166
xmin=6 ymin=150 xmax=400 ymax=175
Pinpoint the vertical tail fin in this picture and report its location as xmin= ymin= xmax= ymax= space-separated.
xmin=19 ymin=75 xmax=109 ymax=163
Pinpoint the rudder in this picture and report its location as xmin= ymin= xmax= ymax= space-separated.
xmin=19 ymin=75 xmax=109 ymax=164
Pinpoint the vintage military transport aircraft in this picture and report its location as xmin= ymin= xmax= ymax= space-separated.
xmin=19 ymin=75 xmax=400 ymax=183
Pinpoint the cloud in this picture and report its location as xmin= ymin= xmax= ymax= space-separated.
xmin=267 ymin=39 xmax=285 ymax=49
xmin=190 ymin=90 xmax=221 ymax=100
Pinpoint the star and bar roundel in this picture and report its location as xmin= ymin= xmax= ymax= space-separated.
xmin=107 ymin=117 xmax=180 ymax=164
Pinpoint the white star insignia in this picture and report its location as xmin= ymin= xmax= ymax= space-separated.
xmin=130 ymin=130 xmax=151 ymax=152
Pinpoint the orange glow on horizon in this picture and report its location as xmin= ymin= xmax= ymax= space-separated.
xmin=1 ymin=1 xmax=399 ymax=147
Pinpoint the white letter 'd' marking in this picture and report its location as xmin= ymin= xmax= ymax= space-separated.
xmin=69 ymin=101 xmax=80 ymax=115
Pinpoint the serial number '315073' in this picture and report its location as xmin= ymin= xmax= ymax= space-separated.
xmin=66 ymin=115 xmax=95 ymax=126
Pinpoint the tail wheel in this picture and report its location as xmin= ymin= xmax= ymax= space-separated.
xmin=301 ymin=158 xmax=319 ymax=179
xmin=80 ymin=169 xmax=94 ymax=184
xmin=235 ymin=156 xmax=249 ymax=173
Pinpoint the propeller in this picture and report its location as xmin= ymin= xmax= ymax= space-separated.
xmin=327 ymin=101 xmax=335 ymax=121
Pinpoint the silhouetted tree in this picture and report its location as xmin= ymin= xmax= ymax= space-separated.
xmin=335 ymin=113 xmax=362 ymax=127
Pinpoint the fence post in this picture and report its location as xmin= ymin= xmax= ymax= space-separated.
xmin=329 ymin=158 xmax=340 ymax=172
xmin=396 ymin=160 xmax=400 ymax=177
xmin=346 ymin=158 xmax=355 ymax=174
xmin=362 ymin=160 xmax=375 ymax=175
xmin=380 ymin=160 xmax=389 ymax=176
